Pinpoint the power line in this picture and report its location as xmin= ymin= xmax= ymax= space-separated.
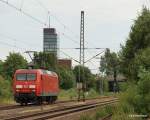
xmin=35 ymin=0 xmax=98 ymax=49
xmin=58 ymin=31 xmax=79 ymax=45
xmin=35 ymin=0 xmax=79 ymax=38
xmin=0 ymin=33 xmax=41 ymax=48
xmin=0 ymin=0 xmax=104 ymax=71
xmin=0 ymin=33 xmax=80 ymax=64
xmin=0 ymin=0 xmax=80 ymax=50
xmin=0 ymin=0 xmax=47 ymax=26
xmin=35 ymin=2 xmax=104 ymax=70
xmin=0 ymin=40 xmax=26 ymax=51
xmin=84 ymin=50 xmax=105 ymax=64
xmin=0 ymin=32 xmax=99 ymax=65
xmin=0 ymin=0 xmax=81 ymax=48
xmin=0 ymin=0 xmax=100 ymax=57
xmin=0 ymin=40 xmax=79 ymax=66
xmin=60 ymin=50 xmax=79 ymax=63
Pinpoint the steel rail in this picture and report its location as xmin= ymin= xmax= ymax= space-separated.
xmin=5 ymin=98 xmax=118 ymax=120
xmin=34 ymin=99 xmax=118 ymax=120
xmin=0 ymin=96 xmax=111 ymax=111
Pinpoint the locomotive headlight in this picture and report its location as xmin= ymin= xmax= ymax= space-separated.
xmin=29 ymin=85 xmax=35 ymax=89
xmin=16 ymin=85 xmax=23 ymax=88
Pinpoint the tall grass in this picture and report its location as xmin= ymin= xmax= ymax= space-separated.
xmin=58 ymin=88 xmax=101 ymax=100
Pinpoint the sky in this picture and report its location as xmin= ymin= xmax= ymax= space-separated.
xmin=0 ymin=0 xmax=149 ymax=73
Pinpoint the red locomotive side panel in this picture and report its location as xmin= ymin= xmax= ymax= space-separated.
xmin=39 ymin=71 xmax=59 ymax=97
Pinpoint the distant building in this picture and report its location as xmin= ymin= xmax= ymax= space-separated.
xmin=43 ymin=28 xmax=58 ymax=55
xmin=58 ymin=59 xmax=72 ymax=69
xmin=106 ymin=75 xmax=127 ymax=92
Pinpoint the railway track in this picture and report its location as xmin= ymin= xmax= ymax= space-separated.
xmin=0 ymin=96 xmax=111 ymax=111
xmin=4 ymin=98 xmax=118 ymax=120
xmin=0 ymin=100 xmax=74 ymax=111
xmin=0 ymin=104 xmax=21 ymax=111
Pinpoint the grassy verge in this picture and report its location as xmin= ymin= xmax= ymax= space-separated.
xmin=58 ymin=88 xmax=104 ymax=100
xmin=80 ymin=105 xmax=114 ymax=120
xmin=79 ymin=92 xmax=144 ymax=120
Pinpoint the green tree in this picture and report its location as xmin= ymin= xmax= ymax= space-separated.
xmin=100 ymin=49 xmax=120 ymax=92
xmin=100 ymin=48 xmax=120 ymax=76
xmin=34 ymin=52 xmax=57 ymax=71
xmin=0 ymin=60 xmax=3 ymax=75
xmin=117 ymin=8 xmax=150 ymax=116
xmin=57 ymin=67 xmax=75 ymax=89
xmin=73 ymin=65 xmax=96 ymax=90
xmin=134 ymin=47 xmax=150 ymax=72
xmin=120 ymin=7 xmax=150 ymax=80
xmin=3 ymin=53 xmax=27 ymax=79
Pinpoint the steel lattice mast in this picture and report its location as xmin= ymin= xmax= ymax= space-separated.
xmin=80 ymin=11 xmax=85 ymax=101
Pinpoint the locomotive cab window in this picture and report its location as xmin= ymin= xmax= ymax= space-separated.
xmin=16 ymin=74 xmax=26 ymax=80
xmin=16 ymin=73 xmax=36 ymax=80
xmin=27 ymin=74 xmax=36 ymax=80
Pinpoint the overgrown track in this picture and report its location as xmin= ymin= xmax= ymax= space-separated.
xmin=4 ymin=98 xmax=118 ymax=120
xmin=0 ymin=96 xmax=111 ymax=111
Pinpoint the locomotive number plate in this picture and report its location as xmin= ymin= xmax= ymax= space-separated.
xmin=23 ymin=85 xmax=28 ymax=88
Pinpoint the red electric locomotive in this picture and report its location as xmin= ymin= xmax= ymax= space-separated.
xmin=13 ymin=69 xmax=59 ymax=105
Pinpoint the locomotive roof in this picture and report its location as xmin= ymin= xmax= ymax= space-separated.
xmin=15 ymin=69 xmax=57 ymax=76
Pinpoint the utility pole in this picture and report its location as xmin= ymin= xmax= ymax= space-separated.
xmin=76 ymin=11 xmax=107 ymax=101
xmin=80 ymin=11 xmax=85 ymax=101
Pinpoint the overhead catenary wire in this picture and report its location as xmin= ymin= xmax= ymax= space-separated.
xmin=0 ymin=0 xmax=104 ymax=71
xmin=35 ymin=0 xmax=79 ymax=38
xmin=0 ymin=0 xmax=100 ymax=56
xmin=0 ymin=32 xmax=80 ymax=64
xmin=0 ymin=33 xmax=41 ymax=48
xmin=0 ymin=32 xmax=97 ymax=65
xmin=35 ymin=0 xmax=98 ymax=49
xmin=0 ymin=0 xmax=47 ymax=26
xmin=0 ymin=40 xmax=27 ymax=51
xmin=84 ymin=50 xmax=105 ymax=64
xmin=0 ymin=0 xmax=81 ymax=48
xmin=60 ymin=50 xmax=79 ymax=63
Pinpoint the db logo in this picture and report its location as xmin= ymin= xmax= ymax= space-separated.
xmin=24 ymin=85 xmax=28 ymax=88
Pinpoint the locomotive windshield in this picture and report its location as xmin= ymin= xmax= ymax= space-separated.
xmin=16 ymin=73 xmax=26 ymax=80
xmin=16 ymin=73 xmax=36 ymax=81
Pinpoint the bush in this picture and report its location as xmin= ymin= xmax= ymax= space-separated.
xmin=57 ymin=67 xmax=75 ymax=90
xmin=79 ymin=105 xmax=115 ymax=120
xmin=58 ymin=88 xmax=78 ymax=100
xmin=95 ymin=108 xmax=108 ymax=120
xmin=115 ymin=69 xmax=150 ymax=117
xmin=136 ymin=69 xmax=150 ymax=114
xmin=119 ymin=82 xmax=128 ymax=92
xmin=86 ymin=89 xmax=99 ymax=98
xmin=0 ymin=76 xmax=13 ymax=103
